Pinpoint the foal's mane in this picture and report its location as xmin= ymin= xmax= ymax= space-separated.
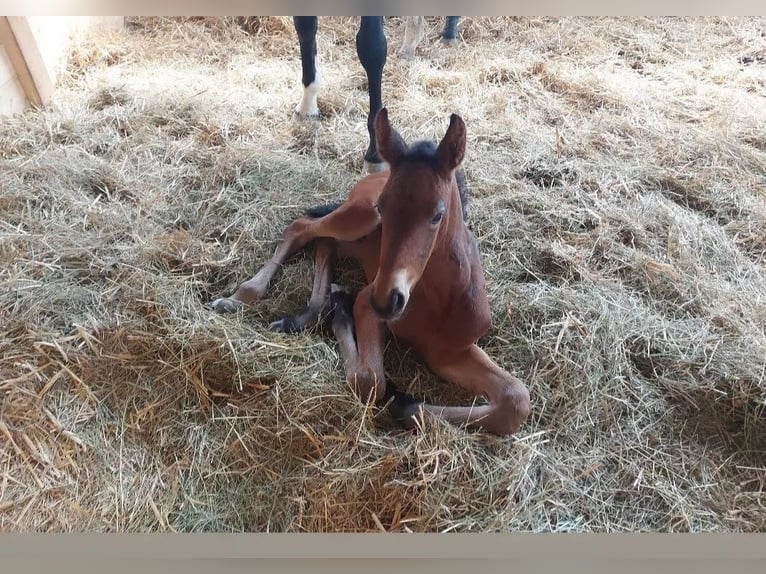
xmin=399 ymin=140 xmax=469 ymax=221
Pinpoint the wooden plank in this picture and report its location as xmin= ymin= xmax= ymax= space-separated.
xmin=0 ymin=16 xmax=124 ymax=116
xmin=0 ymin=16 xmax=53 ymax=108
xmin=6 ymin=16 xmax=54 ymax=104
xmin=0 ymin=43 xmax=15 ymax=86
xmin=0 ymin=74 xmax=28 ymax=116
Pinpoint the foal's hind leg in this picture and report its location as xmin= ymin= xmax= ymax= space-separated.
xmin=404 ymin=345 xmax=530 ymax=436
xmin=269 ymin=238 xmax=336 ymax=333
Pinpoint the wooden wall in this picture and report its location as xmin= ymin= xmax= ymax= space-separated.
xmin=0 ymin=16 xmax=124 ymax=117
xmin=0 ymin=39 xmax=27 ymax=116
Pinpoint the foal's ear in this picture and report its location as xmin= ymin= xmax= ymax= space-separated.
xmin=436 ymin=114 xmax=466 ymax=173
xmin=375 ymin=108 xmax=406 ymax=167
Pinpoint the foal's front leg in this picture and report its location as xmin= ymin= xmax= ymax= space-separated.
xmin=330 ymin=283 xmax=387 ymax=404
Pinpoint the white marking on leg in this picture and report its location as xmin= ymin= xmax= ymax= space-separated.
xmin=296 ymin=80 xmax=320 ymax=117
xmin=296 ymin=63 xmax=321 ymax=118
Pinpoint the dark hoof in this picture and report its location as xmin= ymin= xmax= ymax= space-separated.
xmin=269 ymin=315 xmax=301 ymax=333
xmin=328 ymin=284 xmax=354 ymax=327
xmin=385 ymin=384 xmax=424 ymax=430
xmin=210 ymin=297 xmax=243 ymax=314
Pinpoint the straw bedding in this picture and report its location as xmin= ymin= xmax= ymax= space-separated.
xmin=1 ymin=16 xmax=765 ymax=532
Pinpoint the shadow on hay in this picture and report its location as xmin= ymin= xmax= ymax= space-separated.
xmin=626 ymin=336 xmax=766 ymax=462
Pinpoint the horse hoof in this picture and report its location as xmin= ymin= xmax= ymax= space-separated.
xmin=210 ymin=297 xmax=242 ymax=314
xmin=269 ymin=316 xmax=301 ymax=333
xmin=398 ymin=47 xmax=416 ymax=59
xmin=385 ymin=386 xmax=424 ymax=430
xmin=441 ymin=37 xmax=459 ymax=48
xmin=293 ymin=106 xmax=320 ymax=120
xmin=328 ymin=284 xmax=354 ymax=326
xmin=329 ymin=285 xmax=353 ymax=313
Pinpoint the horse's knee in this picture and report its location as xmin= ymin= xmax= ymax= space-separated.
xmin=285 ymin=217 xmax=309 ymax=236
xmin=283 ymin=218 xmax=312 ymax=246
xmin=348 ymin=369 xmax=386 ymax=405
xmin=494 ymin=383 xmax=531 ymax=435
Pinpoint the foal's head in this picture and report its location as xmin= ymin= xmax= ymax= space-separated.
xmin=370 ymin=108 xmax=467 ymax=321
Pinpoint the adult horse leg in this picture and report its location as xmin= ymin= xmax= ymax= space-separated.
xmin=268 ymin=238 xmax=336 ymax=332
xmin=210 ymin=197 xmax=380 ymax=313
xmin=400 ymin=17 xmax=460 ymax=58
xmin=399 ymin=344 xmax=531 ymax=436
xmin=356 ymin=16 xmax=387 ymax=173
xmin=441 ymin=17 xmax=461 ymax=46
xmin=398 ymin=17 xmax=424 ymax=59
xmin=294 ymin=16 xmax=320 ymax=118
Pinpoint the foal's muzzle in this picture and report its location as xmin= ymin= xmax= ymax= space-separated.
xmin=371 ymin=287 xmax=407 ymax=321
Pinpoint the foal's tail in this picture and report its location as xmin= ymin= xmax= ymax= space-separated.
xmin=305 ymin=201 xmax=343 ymax=219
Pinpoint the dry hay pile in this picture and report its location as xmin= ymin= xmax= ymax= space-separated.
xmin=1 ymin=16 xmax=766 ymax=532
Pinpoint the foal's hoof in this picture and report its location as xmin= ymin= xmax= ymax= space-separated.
xmin=440 ymin=37 xmax=460 ymax=48
xmin=329 ymin=284 xmax=353 ymax=317
xmin=210 ymin=297 xmax=243 ymax=314
xmin=269 ymin=316 xmax=301 ymax=333
xmin=398 ymin=46 xmax=416 ymax=60
xmin=385 ymin=385 xmax=424 ymax=430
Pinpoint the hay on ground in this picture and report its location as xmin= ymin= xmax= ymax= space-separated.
xmin=1 ymin=16 xmax=765 ymax=532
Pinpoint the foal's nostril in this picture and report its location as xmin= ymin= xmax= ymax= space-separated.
xmin=390 ymin=289 xmax=406 ymax=315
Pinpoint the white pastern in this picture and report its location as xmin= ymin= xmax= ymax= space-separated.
xmin=295 ymin=68 xmax=321 ymax=118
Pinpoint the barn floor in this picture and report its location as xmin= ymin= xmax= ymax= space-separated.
xmin=1 ymin=16 xmax=765 ymax=532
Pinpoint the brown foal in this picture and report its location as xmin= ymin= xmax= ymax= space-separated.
xmin=211 ymin=109 xmax=531 ymax=436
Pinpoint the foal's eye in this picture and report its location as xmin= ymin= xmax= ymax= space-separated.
xmin=431 ymin=210 xmax=445 ymax=225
